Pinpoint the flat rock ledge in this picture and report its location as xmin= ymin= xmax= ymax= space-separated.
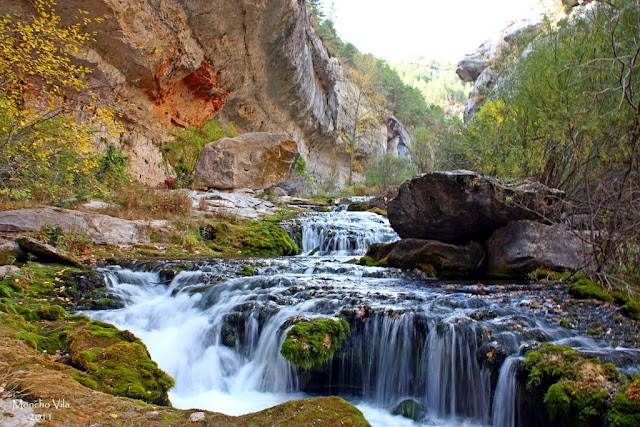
xmin=0 ymin=208 xmax=169 ymax=245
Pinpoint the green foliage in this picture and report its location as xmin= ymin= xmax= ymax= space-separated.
xmin=364 ymin=153 xmax=416 ymax=192
xmin=466 ymin=1 xmax=640 ymax=287
xmin=240 ymin=265 xmax=255 ymax=276
xmin=164 ymin=119 xmax=237 ymax=186
xmin=0 ymin=0 xmax=121 ymax=204
xmin=281 ymin=317 xmax=351 ymax=371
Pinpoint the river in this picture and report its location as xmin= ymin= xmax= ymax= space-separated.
xmin=86 ymin=208 xmax=640 ymax=426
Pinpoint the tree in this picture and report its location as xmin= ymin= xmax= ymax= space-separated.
xmin=0 ymin=0 xmax=119 ymax=202
xmin=364 ymin=153 xmax=416 ymax=192
xmin=337 ymin=53 xmax=385 ymax=186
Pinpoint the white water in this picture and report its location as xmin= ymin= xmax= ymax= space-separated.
xmin=300 ymin=210 xmax=399 ymax=256
xmin=87 ymin=209 xmax=640 ymax=426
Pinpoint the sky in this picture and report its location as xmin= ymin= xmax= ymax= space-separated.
xmin=321 ymin=0 xmax=546 ymax=63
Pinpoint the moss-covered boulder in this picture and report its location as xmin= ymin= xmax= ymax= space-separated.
xmin=520 ymin=344 xmax=618 ymax=426
xmin=68 ymin=321 xmax=174 ymax=406
xmin=608 ymin=376 xmax=640 ymax=426
xmin=391 ymin=398 xmax=425 ymax=421
xmin=281 ymin=318 xmax=350 ymax=371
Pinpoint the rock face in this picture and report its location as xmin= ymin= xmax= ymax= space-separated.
xmin=364 ymin=239 xmax=485 ymax=277
xmin=486 ymin=220 xmax=584 ymax=275
xmin=194 ymin=133 xmax=298 ymax=190
xmin=387 ymin=171 xmax=562 ymax=244
xmin=1 ymin=0 xmax=395 ymax=186
xmin=457 ymin=21 xmax=542 ymax=122
xmin=0 ymin=208 xmax=169 ymax=245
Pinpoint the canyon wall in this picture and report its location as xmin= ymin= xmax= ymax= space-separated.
xmin=4 ymin=0 xmax=403 ymax=187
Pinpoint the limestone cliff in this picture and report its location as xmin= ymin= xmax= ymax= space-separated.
xmin=3 ymin=0 xmax=400 ymax=187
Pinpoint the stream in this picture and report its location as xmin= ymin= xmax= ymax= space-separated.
xmin=86 ymin=208 xmax=640 ymax=426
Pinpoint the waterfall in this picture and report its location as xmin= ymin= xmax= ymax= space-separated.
xmin=300 ymin=211 xmax=399 ymax=256
xmin=492 ymin=356 xmax=521 ymax=427
xmin=85 ymin=210 xmax=640 ymax=426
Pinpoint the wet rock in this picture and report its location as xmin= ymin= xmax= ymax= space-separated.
xmin=16 ymin=237 xmax=82 ymax=267
xmin=387 ymin=171 xmax=564 ymax=244
xmin=391 ymin=398 xmax=425 ymax=421
xmin=369 ymin=186 xmax=399 ymax=211
xmin=194 ymin=133 xmax=299 ymax=191
xmin=362 ymin=238 xmax=485 ymax=277
xmin=486 ymin=220 xmax=584 ymax=276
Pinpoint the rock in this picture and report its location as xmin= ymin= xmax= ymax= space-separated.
xmin=369 ymin=186 xmax=400 ymax=211
xmin=486 ymin=220 xmax=585 ymax=276
xmin=271 ymin=187 xmax=288 ymax=198
xmin=0 ymin=208 xmax=169 ymax=245
xmin=79 ymin=199 xmax=117 ymax=211
xmin=391 ymin=399 xmax=425 ymax=421
xmin=189 ymin=412 xmax=205 ymax=422
xmin=194 ymin=133 xmax=299 ymax=191
xmin=15 ymin=237 xmax=82 ymax=267
xmin=187 ymin=190 xmax=279 ymax=220
xmin=0 ymin=238 xmax=23 ymax=264
xmin=456 ymin=56 xmax=489 ymax=83
xmin=0 ymin=265 xmax=20 ymax=277
xmin=362 ymin=238 xmax=485 ymax=277
xmin=387 ymin=171 xmax=563 ymax=244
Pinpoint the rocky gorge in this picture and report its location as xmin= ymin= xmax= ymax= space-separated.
xmin=0 ymin=0 xmax=407 ymax=187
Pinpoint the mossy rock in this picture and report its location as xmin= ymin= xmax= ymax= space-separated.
xmin=69 ymin=322 xmax=174 ymax=405
xmin=569 ymin=278 xmax=613 ymax=302
xmin=608 ymin=377 xmax=640 ymax=427
xmin=391 ymin=399 xmax=425 ymax=421
xmin=281 ymin=318 xmax=351 ymax=371
xmin=521 ymin=344 xmax=619 ymax=427
xmin=240 ymin=265 xmax=255 ymax=276
xmin=622 ymin=301 xmax=640 ymax=321
xmin=356 ymin=256 xmax=378 ymax=267
xmin=36 ymin=304 xmax=67 ymax=321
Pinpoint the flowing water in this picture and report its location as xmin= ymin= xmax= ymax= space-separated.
xmin=86 ymin=209 xmax=640 ymax=426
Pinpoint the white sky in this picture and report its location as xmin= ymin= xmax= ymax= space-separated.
xmin=322 ymin=0 xmax=545 ymax=62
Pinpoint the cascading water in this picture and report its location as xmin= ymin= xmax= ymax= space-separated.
xmin=87 ymin=208 xmax=640 ymax=426
xmin=300 ymin=210 xmax=399 ymax=256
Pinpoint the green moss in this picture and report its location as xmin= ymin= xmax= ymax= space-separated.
xmin=318 ymin=206 xmax=332 ymax=213
xmin=236 ymin=223 xmax=300 ymax=257
xmin=69 ymin=322 xmax=174 ymax=405
xmin=281 ymin=318 xmax=351 ymax=371
xmin=391 ymin=399 xmax=425 ymax=421
xmin=96 ymin=298 xmax=115 ymax=308
xmin=36 ymin=304 xmax=67 ymax=321
xmin=356 ymin=256 xmax=378 ymax=267
xmin=522 ymin=344 xmax=619 ymax=426
xmin=608 ymin=377 xmax=640 ymax=427
xmin=240 ymin=266 xmax=255 ymax=276
xmin=531 ymin=268 xmax=572 ymax=281
xmin=569 ymin=278 xmax=613 ymax=302
xmin=622 ymin=300 xmax=640 ymax=320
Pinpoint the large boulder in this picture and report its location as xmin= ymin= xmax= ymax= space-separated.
xmin=362 ymin=238 xmax=485 ymax=277
xmin=387 ymin=171 xmax=563 ymax=244
xmin=486 ymin=220 xmax=585 ymax=275
xmin=0 ymin=208 xmax=168 ymax=245
xmin=194 ymin=133 xmax=299 ymax=190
